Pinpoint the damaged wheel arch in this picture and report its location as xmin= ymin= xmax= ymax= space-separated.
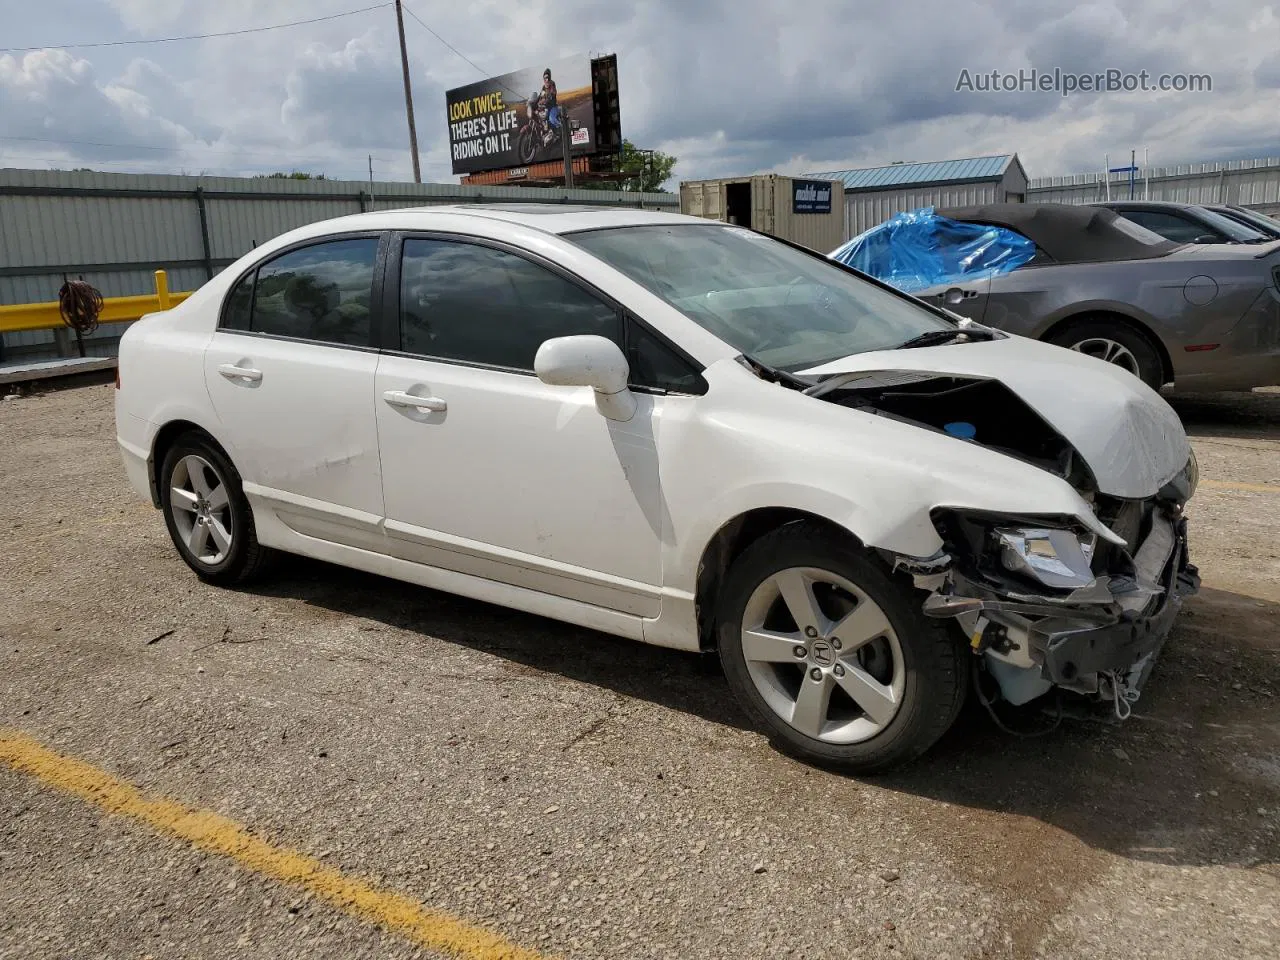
xmin=694 ymin=507 xmax=870 ymax=651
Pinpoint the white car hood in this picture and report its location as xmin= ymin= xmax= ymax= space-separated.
xmin=798 ymin=333 xmax=1191 ymax=500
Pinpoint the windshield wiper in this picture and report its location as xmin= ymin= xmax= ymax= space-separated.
xmin=896 ymin=328 xmax=971 ymax=350
xmin=738 ymin=354 xmax=814 ymax=390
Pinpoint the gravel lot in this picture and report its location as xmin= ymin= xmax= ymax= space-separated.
xmin=2 ymin=380 xmax=1277 ymax=960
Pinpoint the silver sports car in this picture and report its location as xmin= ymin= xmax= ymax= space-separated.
xmin=909 ymin=203 xmax=1280 ymax=393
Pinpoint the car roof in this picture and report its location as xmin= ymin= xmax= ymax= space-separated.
xmin=302 ymin=203 xmax=708 ymax=237
xmin=1090 ymin=200 xmax=1205 ymax=210
xmin=937 ymin=202 xmax=1182 ymax=262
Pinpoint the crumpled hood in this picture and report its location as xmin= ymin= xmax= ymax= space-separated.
xmin=798 ymin=333 xmax=1191 ymax=499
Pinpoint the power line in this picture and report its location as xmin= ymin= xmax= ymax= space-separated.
xmin=401 ymin=3 xmax=536 ymax=106
xmin=0 ymin=3 xmax=391 ymax=54
xmin=400 ymin=3 xmax=490 ymax=79
xmin=400 ymin=4 xmax=587 ymax=187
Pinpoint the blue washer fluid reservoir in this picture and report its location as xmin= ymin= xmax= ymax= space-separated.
xmin=943 ymin=421 xmax=977 ymax=441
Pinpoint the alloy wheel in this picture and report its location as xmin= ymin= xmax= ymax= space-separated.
xmin=168 ymin=454 xmax=234 ymax=566
xmin=740 ymin=567 xmax=905 ymax=744
xmin=1069 ymin=337 xmax=1140 ymax=376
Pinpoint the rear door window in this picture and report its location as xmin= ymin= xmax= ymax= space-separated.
xmin=220 ymin=237 xmax=380 ymax=347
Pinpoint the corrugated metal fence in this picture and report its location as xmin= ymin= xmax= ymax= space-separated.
xmin=834 ymin=156 xmax=1280 ymax=242
xmin=0 ymin=168 xmax=678 ymax=363
xmin=1027 ymin=156 xmax=1280 ymax=211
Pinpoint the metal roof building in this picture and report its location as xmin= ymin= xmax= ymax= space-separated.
xmin=806 ymin=154 xmax=1029 ymax=241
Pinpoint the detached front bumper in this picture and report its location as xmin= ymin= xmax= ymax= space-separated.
xmin=1033 ymin=517 xmax=1199 ymax=687
xmin=918 ymin=511 xmax=1199 ymax=705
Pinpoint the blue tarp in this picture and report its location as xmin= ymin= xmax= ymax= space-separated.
xmin=829 ymin=206 xmax=1036 ymax=293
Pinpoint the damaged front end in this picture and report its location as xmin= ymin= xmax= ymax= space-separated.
xmin=894 ymin=456 xmax=1201 ymax=717
xmin=807 ymin=364 xmax=1201 ymax=718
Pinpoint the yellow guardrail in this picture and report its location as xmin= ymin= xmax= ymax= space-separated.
xmin=0 ymin=270 xmax=193 ymax=335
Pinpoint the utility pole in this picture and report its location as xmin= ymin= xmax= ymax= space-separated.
xmin=368 ymin=154 xmax=375 ymax=204
xmin=560 ymin=108 xmax=574 ymax=189
xmin=394 ymin=1 xmax=421 ymax=183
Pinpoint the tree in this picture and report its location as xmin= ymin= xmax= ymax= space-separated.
xmin=583 ymin=140 xmax=677 ymax=193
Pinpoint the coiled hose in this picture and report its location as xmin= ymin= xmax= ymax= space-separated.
xmin=58 ymin=278 xmax=104 ymax=356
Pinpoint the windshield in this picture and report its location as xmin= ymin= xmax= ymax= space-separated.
xmin=1194 ymin=207 xmax=1270 ymax=242
xmin=1216 ymin=207 xmax=1280 ymax=238
xmin=567 ymin=223 xmax=954 ymax=371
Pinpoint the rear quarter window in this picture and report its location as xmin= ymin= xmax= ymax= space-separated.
xmin=217 ymin=237 xmax=380 ymax=347
xmin=222 ymin=272 xmax=254 ymax=331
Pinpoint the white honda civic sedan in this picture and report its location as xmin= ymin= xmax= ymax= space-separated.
xmin=115 ymin=204 xmax=1200 ymax=772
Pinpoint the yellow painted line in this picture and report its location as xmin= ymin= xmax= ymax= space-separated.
xmin=1199 ymin=478 xmax=1280 ymax=494
xmin=0 ymin=729 xmax=551 ymax=960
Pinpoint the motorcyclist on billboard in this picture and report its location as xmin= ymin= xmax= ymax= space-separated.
xmin=527 ymin=68 xmax=559 ymax=146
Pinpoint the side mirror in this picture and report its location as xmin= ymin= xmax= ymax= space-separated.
xmin=534 ymin=334 xmax=637 ymax=422
xmin=1192 ymin=234 xmax=1217 ymax=244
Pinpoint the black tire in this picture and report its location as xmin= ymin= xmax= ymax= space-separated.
xmin=516 ymin=128 xmax=538 ymax=165
xmin=158 ymin=432 xmax=275 ymax=586
xmin=716 ymin=522 xmax=967 ymax=774
xmin=1046 ymin=317 xmax=1165 ymax=390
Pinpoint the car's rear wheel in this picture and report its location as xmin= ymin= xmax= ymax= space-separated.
xmin=716 ymin=522 xmax=966 ymax=773
xmin=1047 ymin=318 xmax=1164 ymax=390
xmin=159 ymin=433 xmax=274 ymax=586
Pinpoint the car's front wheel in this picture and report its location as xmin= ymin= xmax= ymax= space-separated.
xmin=716 ymin=522 xmax=967 ymax=773
xmin=159 ymin=432 xmax=274 ymax=586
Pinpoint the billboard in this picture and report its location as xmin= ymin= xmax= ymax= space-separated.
xmin=446 ymin=54 xmax=611 ymax=176
xmin=792 ymin=179 xmax=834 ymax=214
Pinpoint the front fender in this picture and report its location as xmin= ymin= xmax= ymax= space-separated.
xmin=663 ymin=421 xmax=1113 ymax=598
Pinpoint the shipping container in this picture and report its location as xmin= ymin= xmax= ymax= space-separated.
xmin=679 ymin=175 xmax=845 ymax=252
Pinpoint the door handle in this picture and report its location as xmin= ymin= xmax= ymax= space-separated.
xmin=383 ymin=390 xmax=447 ymax=412
xmin=218 ymin=362 xmax=263 ymax=383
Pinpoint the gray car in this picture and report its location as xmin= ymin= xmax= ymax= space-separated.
xmin=1092 ymin=199 xmax=1271 ymax=245
xmin=911 ymin=203 xmax=1280 ymax=392
xmin=1204 ymin=203 xmax=1280 ymax=240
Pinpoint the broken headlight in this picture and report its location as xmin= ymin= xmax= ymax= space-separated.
xmin=996 ymin=527 xmax=1097 ymax=590
xmin=1158 ymin=450 xmax=1199 ymax=504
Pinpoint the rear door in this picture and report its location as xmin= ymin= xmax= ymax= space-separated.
xmin=202 ymin=232 xmax=389 ymax=552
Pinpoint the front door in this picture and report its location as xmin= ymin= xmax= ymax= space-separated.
xmin=202 ymin=233 xmax=387 ymax=552
xmin=374 ymin=235 xmax=667 ymax=617
xmin=916 ymin=277 xmax=991 ymax=322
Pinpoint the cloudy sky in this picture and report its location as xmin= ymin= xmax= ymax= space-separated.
xmin=1 ymin=0 xmax=1278 ymax=187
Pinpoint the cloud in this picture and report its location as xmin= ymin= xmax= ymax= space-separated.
xmin=3 ymin=0 xmax=1279 ymax=186
xmin=0 ymin=49 xmax=194 ymax=163
xmin=280 ymin=32 xmax=429 ymax=152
